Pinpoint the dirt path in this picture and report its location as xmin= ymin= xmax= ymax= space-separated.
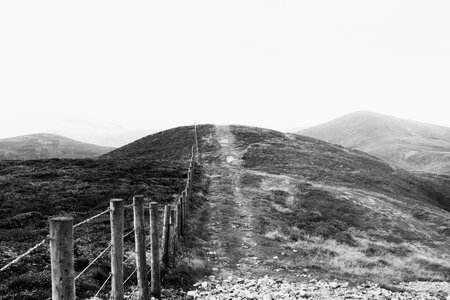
xmin=200 ymin=125 xmax=270 ymax=278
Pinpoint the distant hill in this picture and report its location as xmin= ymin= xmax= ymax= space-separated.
xmin=0 ymin=133 xmax=114 ymax=160
xmin=297 ymin=111 xmax=450 ymax=174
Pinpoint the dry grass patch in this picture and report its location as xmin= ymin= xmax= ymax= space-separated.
xmin=285 ymin=234 xmax=450 ymax=283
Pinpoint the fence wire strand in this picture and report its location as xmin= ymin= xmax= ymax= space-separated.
xmin=75 ymin=244 xmax=112 ymax=281
xmin=93 ymin=272 xmax=112 ymax=298
xmin=123 ymin=268 xmax=137 ymax=285
xmin=123 ymin=228 xmax=135 ymax=239
xmin=0 ymin=206 xmax=113 ymax=273
xmin=73 ymin=208 xmax=110 ymax=229
xmin=0 ymin=237 xmax=49 ymax=272
xmin=75 ymin=228 xmax=135 ymax=281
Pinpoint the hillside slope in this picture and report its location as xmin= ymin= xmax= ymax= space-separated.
xmin=194 ymin=124 xmax=450 ymax=287
xmin=0 ymin=133 xmax=114 ymax=160
xmin=297 ymin=111 xmax=450 ymax=174
xmin=102 ymin=125 xmax=203 ymax=161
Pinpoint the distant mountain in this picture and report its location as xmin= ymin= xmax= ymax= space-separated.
xmin=0 ymin=133 xmax=114 ymax=160
xmin=297 ymin=111 xmax=450 ymax=174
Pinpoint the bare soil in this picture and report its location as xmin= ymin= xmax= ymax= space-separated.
xmin=199 ymin=125 xmax=274 ymax=279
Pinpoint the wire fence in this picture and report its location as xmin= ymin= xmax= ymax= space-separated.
xmin=0 ymin=125 xmax=200 ymax=300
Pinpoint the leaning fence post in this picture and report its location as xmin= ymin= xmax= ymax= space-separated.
xmin=133 ymin=195 xmax=149 ymax=300
xmin=160 ymin=205 xmax=170 ymax=270
xmin=49 ymin=217 xmax=75 ymax=300
xmin=110 ymin=199 xmax=124 ymax=300
xmin=149 ymin=202 xmax=161 ymax=299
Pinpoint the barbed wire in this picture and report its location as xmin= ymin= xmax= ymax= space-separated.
xmin=73 ymin=208 xmax=110 ymax=229
xmin=124 ymin=203 xmax=134 ymax=209
xmin=93 ymin=272 xmax=112 ymax=298
xmin=123 ymin=268 xmax=137 ymax=285
xmin=123 ymin=253 xmax=135 ymax=265
xmin=1 ymin=207 xmax=113 ymax=273
xmin=0 ymin=206 xmax=115 ymax=273
xmin=75 ymin=228 xmax=135 ymax=281
xmin=75 ymin=244 xmax=111 ymax=281
xmin=123 ymin=228 xmax=135 ymax=239
xmin=0 ymin=237 xmax=49 ymax=272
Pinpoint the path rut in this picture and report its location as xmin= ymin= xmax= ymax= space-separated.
xmin=201 ymin=125 xmax=270 ymax=278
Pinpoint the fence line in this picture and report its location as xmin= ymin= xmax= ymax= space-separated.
xmin=0 ymin=205 xmax=133 ymax=275
xmin=0 ymin=125 xmax=200 ymax=300
xmin=0 ymin=205 xmax=120 ymax=273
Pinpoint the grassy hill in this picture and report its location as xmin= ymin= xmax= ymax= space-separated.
xmin=0 ymin=133 xmax=114 ymax=160
xmin=102 ymin=125 xmax=202 ymax=161
xmin=297 ymin=111 xmax=450 ymax=174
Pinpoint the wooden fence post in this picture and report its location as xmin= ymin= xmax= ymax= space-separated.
xmin=49 ymin=217 xmax=75 ymax=300
xmin=110 ymin=199 xmax=124 ymax=300
xmin=183 ymin=189 xmax=188 ymax=219
xmin=133 ymin=195 xmax=149 ymax=300
xmin=160 ymin=205 xmax=170 ymax=270
xmin=169 ymin=208 xmax=176 ymax=265
xmin=174 ymin=204 xmax=179 ymax=240
xmin=182 ymin=194 xmax=186 ymax=233
xmin=187 ymin=173 xmax=191 ymax=195
xmin=190 ymin=163 xmax=194 ymax=189
xmin=194 ymin=125 xmax=200 ymax=161
xmin=179 ymin=197 xmax=184 ymax=236
xmin=194 ymin=126 xmax=198 ymax=152
xmin=149 ymin=202 xmax=161 ymax=299
xmin=176 ymin=201 xmax=182 ymax=238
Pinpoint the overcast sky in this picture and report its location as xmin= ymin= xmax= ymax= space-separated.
xmin=1 ymin=1 xmax=449 ymax=141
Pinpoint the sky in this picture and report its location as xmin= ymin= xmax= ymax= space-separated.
xmin=1 ymin=1 xmax=449 ymax=143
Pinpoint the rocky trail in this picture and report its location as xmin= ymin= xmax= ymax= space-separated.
xmin=200 ymin=125 xmax=266 ymax=278
xmin=181 ymin=276 xmax=450 ymax=300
